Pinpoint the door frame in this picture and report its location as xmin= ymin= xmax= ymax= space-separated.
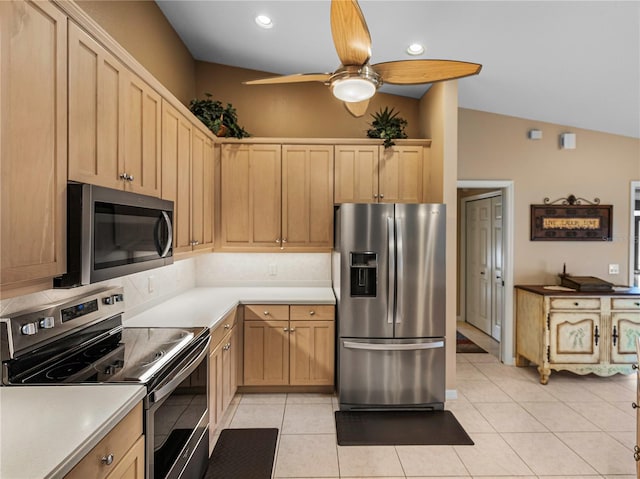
xmin=630 ymin=181 xmax=640 ymax=287
xmin=458 ymin=180 xmax=515 ymax=365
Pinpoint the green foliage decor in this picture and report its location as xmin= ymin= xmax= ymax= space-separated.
xmin=366 ymin=106 xmax=408 ymax=148
xmin=189 ymin=93 xmax=250 ymax=139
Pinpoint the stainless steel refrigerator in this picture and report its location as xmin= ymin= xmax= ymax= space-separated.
xmin=333 ymin=203 xmax=446 ymax=410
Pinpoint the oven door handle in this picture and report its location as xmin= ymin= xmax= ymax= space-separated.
xmin=150 ymin=336 xmax=210 ymax=405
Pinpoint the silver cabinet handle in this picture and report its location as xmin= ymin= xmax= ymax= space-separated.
xmin=290 ymin=327 xmax=296 ymax=332
xmin=119 ymin=172 xmax=129 ymax=181
xmin=190 ymin=240 xmax=200 ymax=246
xmin=224 ymin=323 xmax=230 ymax=330
xmin=275 ymin=238 xmax=281 ymax=244
xmin=127 ymin=175 xmax=134 ymax=181
xmin=373 ymin=193 xmax=378 ymax=198
xmin=309 ymin=310 xmax=315 ymax=316
xmin=283 ymin=327 xmax=289 ymax=332
xmin=380 ymin=193 xmax=384 ymax=199
xmin=264 ymin=311 xmax=270 ymax=316
xmin=101 ymin=454 xmax=114 ymax=466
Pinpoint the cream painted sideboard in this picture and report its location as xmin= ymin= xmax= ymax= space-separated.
xmin=515 ymin=285 xmax=640 ymax=384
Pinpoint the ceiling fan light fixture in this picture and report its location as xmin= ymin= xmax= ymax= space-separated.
xmin=255 ymin=15 xmax=273 ymax=29
xmin=332 ymin=77 xmax=376 ymax=102
xmin=406 ymin=43 xmax=425 ymax=55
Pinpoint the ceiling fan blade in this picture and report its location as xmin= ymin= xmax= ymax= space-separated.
xmin=372 ymin=59 xmax=482 ymax=85
xmin=244 ymin=73 xmax=331 ymax=85
xmin=331 ymin=0 xmax=372 ymax=66
xmin=344 ymin=99 xmax=369 ymax=117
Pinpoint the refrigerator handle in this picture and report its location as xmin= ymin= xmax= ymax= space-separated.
xmin=343 ymin=340 xmax=445 ymax=351
xmin=395 ymin=216 xmax=403 ymax=324
xmin=387 ymin=216 xmax=395 ymax=325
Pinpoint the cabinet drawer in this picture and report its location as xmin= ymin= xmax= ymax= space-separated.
xmin=290 ymin=305 xmax=335 ymax=321
xmin=550 ymin=298 xmax=601 ymax=310
xmin=245 ymin=304 xmax=289 ymax=320
xmin=612 ymin=298 xmax=640 ymax=310
xmin=211 ymin=308 xmax=237 ymax=351
xmin=64 ymin=402 xmax=143 ymax=479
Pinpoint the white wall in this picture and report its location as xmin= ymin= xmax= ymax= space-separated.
xmin=196 ymin=253 xmax=332 ymax=287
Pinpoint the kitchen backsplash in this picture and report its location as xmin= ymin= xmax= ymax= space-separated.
xmin=1 ymin=252 xmax=332 ymax=317
xmin=196 ymin=252 xmax=331 ymax=286
xmin=0 ymin=258 xmax=196 ymax=318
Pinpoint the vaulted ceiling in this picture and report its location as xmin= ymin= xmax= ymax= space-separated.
xmin=156 ymin=1 xmax=640 ymax=139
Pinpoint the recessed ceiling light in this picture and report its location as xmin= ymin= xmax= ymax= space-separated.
xmin=406 ymin=43 xmax=425 ymax=56
xmin=255 ymin=15 xmax=273 ymax=29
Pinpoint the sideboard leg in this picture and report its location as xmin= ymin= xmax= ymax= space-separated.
xmin=538 ymin=366 xmax=550 ymax=385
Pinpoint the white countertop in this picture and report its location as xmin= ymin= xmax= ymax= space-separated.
xmin=0 ymin=384 xmax=146 ymax=479
xmin=125 ymin=286 xmax=336 ymax=329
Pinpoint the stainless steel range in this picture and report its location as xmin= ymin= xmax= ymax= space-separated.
xmin=0 ymin=287 xmax=210 ymax=479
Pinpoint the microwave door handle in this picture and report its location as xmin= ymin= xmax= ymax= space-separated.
xmin=158 ymin=211 xmax=173 ymax=258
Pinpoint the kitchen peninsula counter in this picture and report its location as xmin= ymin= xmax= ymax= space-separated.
xmin=0 ymin=384 xmax=145 ymax=479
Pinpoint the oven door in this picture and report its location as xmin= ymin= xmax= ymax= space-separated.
xmin=146 ymin=335 xmax=210 ymax=479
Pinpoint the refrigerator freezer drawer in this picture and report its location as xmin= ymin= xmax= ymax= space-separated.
xmin=338 ymin=338 xmax=445 ymax=410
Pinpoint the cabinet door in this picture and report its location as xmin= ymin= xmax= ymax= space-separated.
xmin=220 ymin=144 xmax=281 ymax=249
xmin=0 ymin=0 xmax=67 ymax=287
xmin=104 ymin=435 xmax=145 ymax=479
xmin=282 ymin=145 xmax=334 ymax=249
xmin=378 ymin=146 xmax=423 ymax=203
xmin=289 ymin=320 xmax=335 ymax=386
xmin=222 ymin=326 xmax=238 ymax=410
xmin=209 ymin=342 xmax=222 ymax=447
xmin=610 ymin=312 xmax=640 ymax=363
xmin=192 ymin=127 xmax=214 ymax=251
xmin=549 ymin=312 xmax=601 ymax=364
xmin=161 ymin=101 xmax=192 ymax=254
xmin=243 ymin=320 xmax=289 ymax=385
xmin=334 ymin=145 xmax=379 ymax=203
xmin=123 ymin=72 xmax=161 ymax=197
xmin=68 ymin=22 xmax=124 ymax=190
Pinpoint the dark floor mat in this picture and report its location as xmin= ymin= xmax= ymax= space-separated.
xmin=456 ymin=331 xmax=488 ymax=353
xmin=205 ymin=428 xmax=278 ymax=479
xmin=335 ymin=410 xmax=474 ymax=446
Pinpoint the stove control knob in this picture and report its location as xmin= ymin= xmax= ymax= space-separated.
xmin=21 ymin=323 xmax=38 ymax=336
xmin=103 ymin=296 xmax=114 ymax=305
xmin=39 ymin=316 xmax=55 ymax=329
xmin=114 ymin=294 xmax=124 ymax=302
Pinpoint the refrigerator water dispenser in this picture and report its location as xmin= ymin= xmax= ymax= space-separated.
xmin=350 ymin=252 xmax=377 ymax=297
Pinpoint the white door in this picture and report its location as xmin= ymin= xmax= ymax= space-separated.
xmin=465 ymin=198 xmax=492 ymax=334
xmin=491 ymin=196 xmax=504 ymax=340
xmin=465 ymin=194 xmax=503 ymax=340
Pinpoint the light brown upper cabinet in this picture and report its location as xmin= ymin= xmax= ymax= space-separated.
xmin=161 ymin=101 xmax=214 ymax=256
xmin=68 ymin=22 xmax=161 ymax=197
xmin=0 ymin=0 xmax=68 ymax=292
xmin=334 ymin=145 xmax=424 ymax=203
xmin=219 ymin=144 xmax=334 ymax=251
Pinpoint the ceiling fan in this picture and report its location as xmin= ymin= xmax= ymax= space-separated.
xmin=244 ymin=0 xmax=482 ymax=117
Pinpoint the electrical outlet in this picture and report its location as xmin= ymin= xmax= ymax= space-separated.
xmin=148 ymin=275 xmax=155 ymax=293
xmin=268 ymin=263 xmax=277 ymax=276
xmin=608 ymin=264 xmax=619 ymax=275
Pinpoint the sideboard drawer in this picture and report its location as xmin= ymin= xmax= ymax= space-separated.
xmin=550 ymin=297 xmax=601 ymax=310
xmin=612 ymin=298 xmax=640 ymax=310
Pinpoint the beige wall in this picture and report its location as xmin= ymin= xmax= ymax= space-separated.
xmin=76 ymin=0 xmax=196 ymax=105
xmin=195 ymin=62 xmax=421 ymax=138
xmin=459 ymin=108 xmax=640 ymax=285
xmin=419 ymin=82 xmax=459 ymax=391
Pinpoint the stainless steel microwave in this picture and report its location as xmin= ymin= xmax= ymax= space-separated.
xmin=54 ymin=183 xmax=173 ymax=287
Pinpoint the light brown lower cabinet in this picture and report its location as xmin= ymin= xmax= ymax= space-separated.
xmin=209 ymin=308 xmax=239 ymax=452
xmin=64 ymin=402 xmax=144 ymax=479
xmin=243 ymin=304 xmax=335 ymax=387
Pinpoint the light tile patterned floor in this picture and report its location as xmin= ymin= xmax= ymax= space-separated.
xmin=215 ymin=323 xmax=638 ymax=478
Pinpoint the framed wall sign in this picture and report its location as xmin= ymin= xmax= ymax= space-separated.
xmin=530 ymin=195 xmax=612 ymax=241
